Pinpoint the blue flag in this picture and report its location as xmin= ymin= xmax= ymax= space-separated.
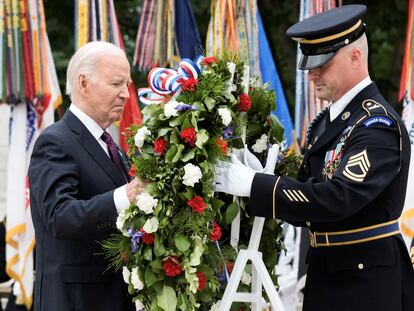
xmin=175 ymin=0 xmax=202 ymax=59
xmin=257 ymin=12 xmax=294 ymax=146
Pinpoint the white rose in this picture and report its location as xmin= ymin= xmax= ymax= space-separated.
xmin=217 ymin=108 xmax=232 ymax=126
xmin=134 ymin=126 xmax=151 ymax=148
xmin=164 ymin=100 xmax=180 ymax=118
xmin=210 ymin=301 xmax=221 ymax=311
xmin=131 ymin=267 xmax=144 ymax=290
xmin=241 ymin=271 xmax=252 ymax=285
xmin=135 ymin=298 xmax=145 ymax=310
xmin=122 ymin=266 xmax=130 ymax=284
xmin=143 ymin=217 xmax=159 ymax=233
xmin=252 ymin=134 xmax=268 ymax=153
xmin=182 ymin=163 xmax=202 ymax=187
xmin=136 ymin=192 xmax=158 ymax=215
xmin=116 ymin=209 xmax=129 ymax=236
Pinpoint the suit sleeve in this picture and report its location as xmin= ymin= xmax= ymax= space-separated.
xmin=249 ymin=121 xmax=401 ymax=223
xmin=28 ymin=131 xmax=118 ymax=239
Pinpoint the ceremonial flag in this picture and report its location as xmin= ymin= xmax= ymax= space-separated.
xmin=75 ymin=0 xmax=143 ymax=152
xmin=4 ymin=0 xmax=62 ymax=308
xmin=399 ymin=0 xmax=414 ymax=262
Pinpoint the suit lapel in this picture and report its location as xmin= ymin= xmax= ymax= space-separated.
xmin=62 ymin=110 xmax=126 ymax=186
xmin=307 ymin=83 xmax=379 ymax=157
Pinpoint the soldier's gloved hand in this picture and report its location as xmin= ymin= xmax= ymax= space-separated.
xmin=214 ymin=154 xmax=255 ymax=197
xmin=242 ymin=145 xmax=264 ymax=172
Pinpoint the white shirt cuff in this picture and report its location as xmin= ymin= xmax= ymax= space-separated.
xmin=114 ymin=185 xmax=130 ymax=213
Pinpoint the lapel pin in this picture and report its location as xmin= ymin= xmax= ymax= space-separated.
xmin=342 ymin=111 xmax=350 ymax=120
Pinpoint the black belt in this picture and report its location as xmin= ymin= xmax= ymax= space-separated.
xmin=309 ymin=220 xmax=400 ymax=247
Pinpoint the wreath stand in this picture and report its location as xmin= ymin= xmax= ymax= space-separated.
xmin=220 ymin=144 xmax=286 ymax=311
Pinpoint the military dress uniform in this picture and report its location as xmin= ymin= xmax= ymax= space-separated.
xmin=248 ymin=4 xmax=414 ymax=311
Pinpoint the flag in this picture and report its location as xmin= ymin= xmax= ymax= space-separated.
xmin=399 ymin=0 xmax=414 ymax=261
xmin=75 ymin=0 xmax=143 ymax=152
xmin=257 ymin=11 xmax=294 ymax=147
xmin=4 ymin=0 xmax=61 ymax=308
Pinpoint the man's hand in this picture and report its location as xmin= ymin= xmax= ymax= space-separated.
xmin=214 ymin=154 xmax=255 ymax=197
xmin=126 ymin=177 xmax=146 ymax=204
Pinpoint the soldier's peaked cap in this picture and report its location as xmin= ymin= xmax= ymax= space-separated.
xmin=287 ymin=5 xmax=367 ymax=70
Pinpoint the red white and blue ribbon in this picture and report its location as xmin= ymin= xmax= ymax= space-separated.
xmin=138 ymin=58 xmax=201 ymax=105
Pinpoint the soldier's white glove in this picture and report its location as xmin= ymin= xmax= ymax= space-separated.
xmin=240 ymin=144 xmax=280 ymax=174
xmin=214 ymin=154 xmax=255 ymax=197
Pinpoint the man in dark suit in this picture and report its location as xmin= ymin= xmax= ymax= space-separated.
xmin=28 ymin=41 xmax=144 ymax=311
xmin=215 ymin=5 xmax=414 ymax=311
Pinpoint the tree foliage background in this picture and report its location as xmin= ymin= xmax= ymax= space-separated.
xmin=44 ymin=0 xmax=408 ymax=117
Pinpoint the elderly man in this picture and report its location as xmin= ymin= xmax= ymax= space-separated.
xmin=215 ymin=5 xmax=414 ymax=311
xmin=28 ymin=41 xmax=143 ymax=311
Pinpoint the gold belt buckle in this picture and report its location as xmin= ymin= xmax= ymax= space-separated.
xmin=309 ymin=231 xmax=317 ymax=247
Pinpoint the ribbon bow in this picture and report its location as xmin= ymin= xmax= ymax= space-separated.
xmin=138 ymin=58 xmax=202 ymax=105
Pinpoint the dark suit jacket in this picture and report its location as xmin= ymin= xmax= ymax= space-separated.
xmin=28 ymin=110 xmax=134 ymax=311
xmin=250 ymin=83 xmax=414 ymax=310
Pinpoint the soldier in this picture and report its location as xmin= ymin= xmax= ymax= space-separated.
xmin=214 ymin=5 xmax=414 ymax=311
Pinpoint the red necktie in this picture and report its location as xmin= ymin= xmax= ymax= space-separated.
xmin=101 ymin=131 xmax=126 ymax=181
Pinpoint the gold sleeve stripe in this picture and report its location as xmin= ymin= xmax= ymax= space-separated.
xmin=288 ymin=190 xmax=300 ymax=201
xmin=272 ymin=177 xmax=281 ymax=219
xmin=283 ymin=189 xmax=294 ymax=201
xmin=297 ymin=190 xmax=309 ymax=202
xmin=294 ymin=20 xmax=362 ymax=44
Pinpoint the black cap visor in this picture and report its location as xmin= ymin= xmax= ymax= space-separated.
xmin=298 ymin=52 xmax=335 ymax=70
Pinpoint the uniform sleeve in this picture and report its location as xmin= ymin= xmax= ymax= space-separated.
xmin=28 ymin=131 xmax=118 ymax=239
xmin=249 ymin=120 xmax=401 ymax=223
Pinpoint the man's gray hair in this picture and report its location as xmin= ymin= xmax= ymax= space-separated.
xmin=66 ymin=41 xmax=126 ymax=97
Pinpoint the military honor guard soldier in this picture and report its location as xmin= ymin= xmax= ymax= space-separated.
xmin=215 ymin=5 xmax=414 ymax=311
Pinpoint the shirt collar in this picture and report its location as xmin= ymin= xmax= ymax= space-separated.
xmin=329 ymin=76 xmax=372 ymax=122
xmin=69 ymin=104 xmax=105 ymax=141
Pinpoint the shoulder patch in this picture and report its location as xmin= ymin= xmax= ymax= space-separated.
xmin=363 ymin=116 xmax=394 ymax=127
xmin=362 ymin=100 xmax=388 ymax=116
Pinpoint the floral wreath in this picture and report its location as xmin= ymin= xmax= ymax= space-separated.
xmin=104 ymin=55 xmax=301 ymax=311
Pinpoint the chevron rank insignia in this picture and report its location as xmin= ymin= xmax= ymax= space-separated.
xmin=343 ymin=150 xmax=371 ymax=182
xmin=282 ymin=189 xmax=309 ymax=202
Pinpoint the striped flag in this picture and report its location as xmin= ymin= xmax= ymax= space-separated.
xmin=75 ymin=0 xmax=143 ymax=152
xmin=399 ymin=0 xmax=414 ymax=263
xmin=4 ymin=0 xmax=61 ymax=308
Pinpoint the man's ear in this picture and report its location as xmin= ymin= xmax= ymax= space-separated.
xmin=350 ymin=49 xmax=361 ymax=67
xmin=77 ymin=74 xmax=89 ymax=95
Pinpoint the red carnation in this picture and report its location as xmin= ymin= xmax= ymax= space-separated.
xmin=180 ymin=127 xmax=197 ymax=147
xmin=216 ymin=137 xmax=228 ymax=155
xmin=196 ymin=271 xmax=207 ymax=292
xmin=202 ymin=56 xmax=216 ymax=66
xmin=179 ymin=77 xmax=198 ymax=92
xmin=154 ymin=137 xmax=167 ymax=155
xmin=210 ymin=222 xmax=222 ymax=242
xmin=128 ymin=164 xmax=136 ymax=177
xmin=237 ymin=93 xmax=252 ymax=112
xmin=142 ymin=233 xmax=155 ymax=245
xmin=163 ymin=256 xmax=182 ymax=277
xmin=187 ymin=196 xmax=206 ymax=214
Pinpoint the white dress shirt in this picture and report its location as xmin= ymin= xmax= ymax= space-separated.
xmin=69 ymin=104 xmax=130 ymax=213
xmin=329 ymin=76 xmax=372 ymax=122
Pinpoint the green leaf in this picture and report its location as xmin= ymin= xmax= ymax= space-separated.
xmin=142 ymin=104 xmax=162 ymax=117
xmin=225 ymin=202 xmax=240 ymax=224
xmin=204 ymin=97 xmax=216 ymax=111
xmin=145 ymin=266 xmax=158 ymax=287
xmin=154 ymin=236 xmax=166 ymax=256
xmin=170 ymin=130 xmax=180 ymax=144
xmin=157 ymin=285 xmax=177 ymax=311
xmin=195 ymin=129 xmax=209 ymax=149
xmin=175 ymin=234 xmax=191 ymax=252
xmin=182 ymin=187 xmax=195 ymax=200
xmin=181 ymin=118 xmax=192 ymax=130
xmin=158 ymin=128 xmax=172 ymax=136
xmin=181 ymin=149 xmax=195 ymax=162
xmin=210 ymin=198 xmax=225 ymax=211
xmin=169 ymin=113 xmax=187 ymax=127
xmin=150 ymin=259 xmax=163 ymax=270
xmin=143 ymin=245 xmax=153 ymax=261
xmin=177 ymin=293 xmax=188 ymax=311
xmin=172 ymin=144 xmax=185 ymax=163
xmin=165 ymin=145 xmax=178 ymax=162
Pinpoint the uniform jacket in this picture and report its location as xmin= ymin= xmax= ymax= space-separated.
xmin=28 ymin=110 xmax=134 ymax=311
xmin=250 ymin=83 xmax=414 ymax=311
